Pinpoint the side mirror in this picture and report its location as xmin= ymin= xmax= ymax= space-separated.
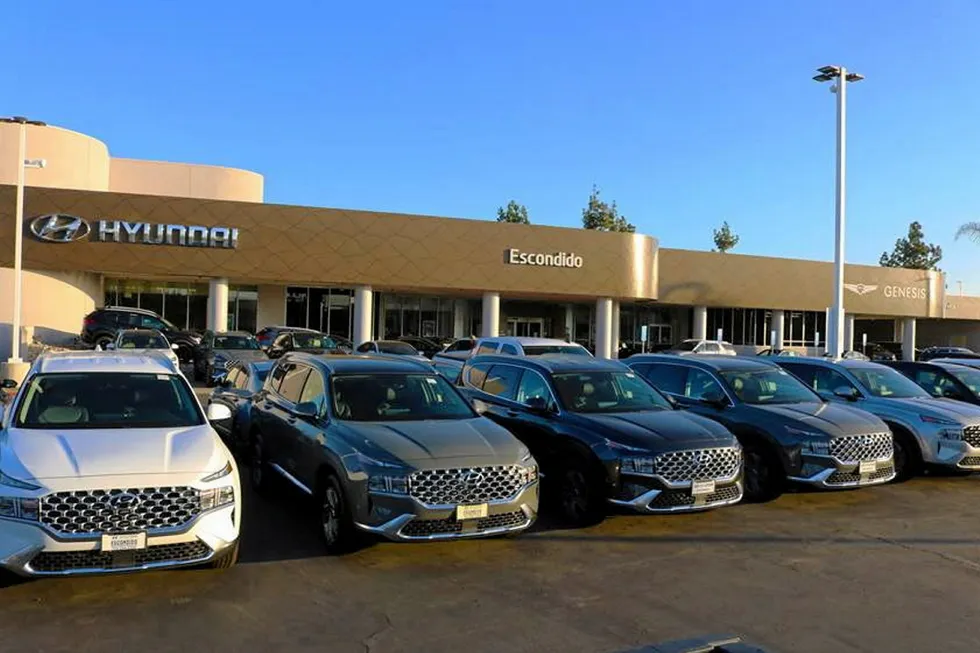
xmin=206 ymin=403 xmax=233 ymax=422
xmin=526 ymin=396 xmax=552 ymax=414
xmin=700 ymin=391 xmax=728 ymax=409
xmin=171 ymin=343 xmax=180 ymax=351
xmin=472 ymin=398 xmax=490 ymax=415
xmin=293 ymin=401 xmax=320 ymax=419
xmin=833 ymin=386 xmax=859 ymax=401
xmin=1 ymin=379 xmax=18 ymax=389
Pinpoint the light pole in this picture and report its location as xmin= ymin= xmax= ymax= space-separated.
xmin=1 ymin=116 xmax=46 ymax=363
xmin=812 ymin=66 xmax=863 ymax=358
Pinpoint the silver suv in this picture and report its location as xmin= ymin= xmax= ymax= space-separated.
xmin=775 ymin=357 xmax=980 ymax=479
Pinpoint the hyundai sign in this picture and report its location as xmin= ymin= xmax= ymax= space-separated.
xmin=29 ymin=214 xmax=239 ymax=249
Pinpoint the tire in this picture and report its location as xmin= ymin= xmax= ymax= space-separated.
xmin=552 ymin=456 xmax=605 ymax=527
xmin=209 ymin=540 xmax=240 ymax=569
xmin=317 ymin=473 xmax=359 ymax=554
xmin=94 ymin=335 xmax=113 ymax=351
xmin=248 ymin=434 xmax=274 ymax=495
xmin=205 ymin=365 xmax=215 ymax=388
xmin=890 ymin=425 xmax=922 ymax=482
xmin=742 ymin=442 xmax=784 ymax=503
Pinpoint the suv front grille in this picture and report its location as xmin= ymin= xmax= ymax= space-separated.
xmin=654 ymin=447 xmax=741 ymax=483
xmin=826 ymin=463 xmax=895 ymax=486
xmin=647 ymin=483 xmax=742 ymax=510
xmin=963 ymin=425 xmax=980 ymax=447
xmin=40 ymin=487 xmax=202 ymax=536
xmin=957 ymin=456 xmax=980 ymax=469
xmin=410 ymin=466 xmax=525 ymax=506
xmin=29 ymin=540 xmax=212 ymax=573
xmin=399 ymin=510 xmax=529 ymax=538
xmin=830 ymin=433 xmax=893 ymax=463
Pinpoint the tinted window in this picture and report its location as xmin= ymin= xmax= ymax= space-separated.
xmin=356 ymin=343 xmax=373 ymax=352
xmin=332 ymin=374 xmax=473 ymax=421
xmin=449 ymin=340 xmax=475 ymax=352
xmin=685 ymin=369 xmax=726 ymax=401
xmin=465 ymin=362 xmax=492 ymax=388
xmin=639 ymin=363 xmax=687 ymax=395
xmin=118 ymin=332 xmax=168 ymax=349
xmin=476 ymin=343 xmax=498 ymax=355
xmin=676 ymin=341 xmax=699 ymax=352
xmin=274 ymin=334 xmax=291 ymax=349
xmin=521 ymin=345 xmax=590 ymax=356
xmin=278 ymin=365 xmax=311 ymax=402
xmin=139 ymin=315 xmax=168 ymax=330
xmin=913 ymin=369 xmax=946 ymax=397
xmin=214 ymin=335 xmax=259 ymax=350
xmin=378 ymin=341 xmax=417 ymax=355
xmin=515 ymin=370 xmax=552 ymax=405
xmin=719 ymin=368 xmax=819 ymax=405
xmin=293 ymin=333 xmax=336 ymax=349
xmin=16 ymin=373 xmax=201 ymax=429
xmin=849 ymin=366 xmax=929 ymax=398
xmin=703 ymin=343 xmax=720 ymax=353
xmin=946 ymin=367 xmax=980 ymax=397
xmin=500 ymin=344 xmax=519 ymax=356
xmin=267 ymin=361 xmax=289 ymax=392
xmin=299 ymin=370 xmax=327 ymax=415
xmin=812 ymin=367 xmax=856 ymax=394
xmin=779 ymin=363 xmax=815 ymax=387
xmin=552 ymin=371 xmax=671 ymax=413
xmin=483 ymin=365 xmax=523 ymax=400
xmin=224 ymin=367 xmax=241 ymax=388
xmin=234 ymin=367 xmax=251 ymax=390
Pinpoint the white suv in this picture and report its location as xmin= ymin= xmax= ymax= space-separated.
xmin=0 ymin=352 xmax=240 ymax=577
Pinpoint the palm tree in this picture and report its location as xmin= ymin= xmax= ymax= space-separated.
xmin=955 ymin=222 xmax=980 ymax=242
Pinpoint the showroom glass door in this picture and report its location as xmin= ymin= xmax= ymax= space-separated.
xmin=506 ymin=318 xmax=545 ymax=337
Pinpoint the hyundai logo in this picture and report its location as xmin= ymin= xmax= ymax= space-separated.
xmin=697 ymin=453 xmax=713 ymax=465
xmin=107 ymin=493 xmax=141 ymax=512
xmin=29 ymin=214 xmax=92 ymax=243
xmin=457 ymin=471 xmax=485 ymax=490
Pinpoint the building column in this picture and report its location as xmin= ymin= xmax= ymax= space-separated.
xmin=771 ymin=309 xmax=785 ymax=349
xmin=481 ymin=292 xmax=500 ymax=337
xmin=353 ymin=286 xmax=373 ymax=346
xmin=843 ymin=313 xmax=855 ymax=352
xmin=207 ymin=278 xmax=229 ymax=331
xmin=595 ymin=297 xmax=613 ymax=359
xmin=453 ymin=299 xmax=469 ymax=339
xmin=902 ymin=317 xmax=916 ymax=361
xmin=564 ymin=304 xmax=575 ymax=342
xmin=611 ymin=300 xmax=621 ymax=358
xmin=692 ymin=306 xmax=708 ymax=340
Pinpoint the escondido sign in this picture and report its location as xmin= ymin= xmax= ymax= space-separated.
xmin=506 ymin=248 xmax=583 ymax=268
xmin=28 ymin=214 xmax=239 ymax=249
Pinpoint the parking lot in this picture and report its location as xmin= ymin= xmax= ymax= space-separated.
xmin=4 ymin=409 xmax=980 ymax=653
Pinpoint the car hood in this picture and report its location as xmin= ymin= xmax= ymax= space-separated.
xmin=0 ymin=424 xmax=226 ymax=481
xmin=571 ymin=410 xmax=736 ymax=451
xmin=213 ymin=349 xmax=268 ymax=362
xmin=339 ymin=417 xmax=524 ymax=466
xmin=871 ymin=396 xmax=980 ymax=424
xmin=748 ymin=401 xmax=885 ymax=436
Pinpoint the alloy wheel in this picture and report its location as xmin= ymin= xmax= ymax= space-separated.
xmin=321 ymin=486 xmax=341 ymax=545
xmin=561 ymin=468 xmax=590 ymax=521
xmin=743 ymin=450 xmax=768 ymax=499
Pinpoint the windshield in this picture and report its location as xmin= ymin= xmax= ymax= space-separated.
xmin=293 ymin=333 xmax=336 ymax=349
xmin=850 ymin=366 xmax=930 ymax=398
xmin=522 ymin=345 xmax=591 ymax=357
xmin=946 ymin=367 xmax=980 ymax=397
xmin=552 ymin=371 xmax=671 ymax=413
xmin=214 ymin=335 xmax=260 ymax=350
xmin=675 ymin=341 xmax=699 ymax=352
xmin=118 ymin=333 xmax=168 ymax=349
xmin=332 ymin=373 xmax=473 ymax=421
xmin=378 ymin=341 xmax=418 ymax=355
xmin=720 ymin=368 xmax=819 ymax=405
xmin=15 ymin=373 xmax=202 ymax=429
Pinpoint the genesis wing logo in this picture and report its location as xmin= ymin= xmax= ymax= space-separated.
xmin=844 ymin=283 xmax=878 ymax=296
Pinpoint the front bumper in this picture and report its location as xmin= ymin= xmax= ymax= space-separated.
xmin=927 ymin=437 xmax=980 ymax=470
xmin=609 ymin=477 xmax=743 ymax=513
xmin=353 ymin=481 xmax=538 ymax=541
xmin=0 ymin=505 xmax=239 ymax=577
xmin=788 ymin=453 xmax=896 ymax=488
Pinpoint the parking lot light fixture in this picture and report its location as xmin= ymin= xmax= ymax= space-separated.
xmin=1 ymin=116 xmax=47 ymax=363
xmin=812 ymin=66 xmax=863 ymax=359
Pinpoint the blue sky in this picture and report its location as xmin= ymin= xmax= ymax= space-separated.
xmin=6 ymin=1 xmax=980 ymax=291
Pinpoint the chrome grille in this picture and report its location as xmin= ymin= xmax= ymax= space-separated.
xmin=410 ymin=466 xmax=525 ymax=506
xmin=830 ymin=433 xmax=893 ymax=463
xmin=40 ymin=487 xmax=202 ymax=535
xmin=958 ymin=456 xmax=980 ymax=469
xmin=648 ymin=483 xmax=742 ymax=510
xmin=826 ymin=464 xmax=895 ymax=486
xmin=963 ymin=425 xmax=980 ymax=448
xmin=653 ymin=447 xmax=741 ymax=483
xmin=400 ymin=510 xmax=529 ymax=538
xmin=29 ymin=540 xmax=212 ymax=573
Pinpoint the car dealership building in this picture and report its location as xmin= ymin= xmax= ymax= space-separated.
xmin=2 ymin=121 xmax=980 ymax=361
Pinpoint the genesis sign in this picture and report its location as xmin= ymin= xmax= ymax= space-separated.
xmin=844 ymin=282 xmax=928 ymax=300
xmin=29 ymin=214 xmax=239 ymax=249
xmin=506 ymin=248 xmax=583 ymax=269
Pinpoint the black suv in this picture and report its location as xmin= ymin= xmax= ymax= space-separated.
xmin=192 ymin=331 xmax=268 ymax=386
xmin=248 ymin=354 xmax=538 ymax=551
xmin=81 ymin=306 xmax=201 ymax=362
xmin=458 ymin=355 xmax=743 ymax=525
xmin=625 ymin=355 xmax=895 ymax=501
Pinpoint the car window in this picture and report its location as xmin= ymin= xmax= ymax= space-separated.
xmin=552 ymin=371 xmax=672 ymax=413
xmin=703 ymin=343 xmax=720 ymax=353
xmin=299 ymin=370 xmax=327 ymax=415
xmin=332 ymin=373 xmax=474 ymax=421
xmin=500 ymin=344 xmax=519 ymax=355
xmin=15 ymin=372 xmax=202 ymax=429
xmin=448 ymin=340 xmax=474 ymax=352
xmin=638 ymin=363 xmax=688 ymax=395
xmin=719 ymin=368 xmax=820 ymax=405
xmin=778 ymin=363 xmax=815 ymax=387
xmin=356 ymin=343 xmax=373 ymax=352
xmin=521 ymin=344 xmax=591 ymax=356
xmin=267 ymin=361 xmax=289 ymax=392
xmin=483 ymin=365 xmax=522 ymax=400
xmin=378 ymin=341 xmax=417 ymax=355
xmin=273 ymin=334 xmax=291 ymax=348
xmin=476 ymin=343 xmax=498 ymax=355
xmin=684 ymin=369 xmax=726 ymax=400
xmin=139 ymin=315 xmax=167 ymax=330
xmin=515 ymin=369 xmax=553 ymax=406
xmin=913 ymin=369 xmax=946 ymax=397
xmin=234 ymin=367 xmax=251 ymax=390
xmin=293 ymin=333 xmax=336 ymax=349
xmin=224 ymin=367 xmax=241 ymax=388
xmin=812 ymin=367 xmax=854 ymax=393
xmin=214 ymin=335 xmax=260 ymax=350
xmin=676 ymin=341 xmax=699 ymax=352
xmin=278 ymin=364 xmax=311 ymax=402
xmin=946 ymin=367 xmax=980 ymax=397
xmin=720 ymin=343 xmax=737 ymax=354
xmin=850 ymin=366 xmax=930 ymax=398
xmin=464 ymin=362 xmax=492 ymax=388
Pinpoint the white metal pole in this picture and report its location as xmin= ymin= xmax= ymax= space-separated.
xmin=10 ymin=123 xmax=26 ymax=362
xmin=829 ymin=68 xmax=848 ymax=359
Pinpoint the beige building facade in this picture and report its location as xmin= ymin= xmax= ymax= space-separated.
xmin=1 ymin=120 xmax=978 ymax=360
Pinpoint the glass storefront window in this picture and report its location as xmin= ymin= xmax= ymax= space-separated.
xmin=227 ymin=286 xmax=258 ymax=333
xmin=285 ymin=286 xmax=356 ymax=342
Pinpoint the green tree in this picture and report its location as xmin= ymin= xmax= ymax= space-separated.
xmin=496 ymin=200 xmax=530 ymax=224
xmin=581 ymin=185 xmax=635 ymax=233
xmin=879 ymin=221 xmax=942 ymax=270
xmin=712 ymin=221 xmax=740 ymax=253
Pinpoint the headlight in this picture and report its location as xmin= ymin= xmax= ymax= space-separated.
xmin=939 ymin=428 xmax=963 ymax=441
xmin=199 ymin=486 xmax=235 ymax=510
xmin=367 ymin=475 xmax=410 ymax=494
xmin=785 ymin=427 xmax=831 ymax=455
xmin=0 ymin=470 xmax=40 ymax=491
xmin=0 ymin=496 xmax=39 ymax=521
xmin=621 ymin=456 xmax=657 ymax=475
xmin=201 ymin=461 xmax=233 ymax=483
xmin=357 ymin=452 xmax=411 ymax=494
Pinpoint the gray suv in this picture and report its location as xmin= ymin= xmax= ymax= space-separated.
xmin=775 ymin=357 xmax=980 ymax=480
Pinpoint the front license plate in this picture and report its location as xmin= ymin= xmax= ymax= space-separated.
xmin=691 ymin=479 xmax=716 ymax=496
xmin=859 ymin=460 xmax=877 ymax=474
xmin=101 ymin=532 xmax=147 ymax=552
xmin=456 ymin=503 xmax=489 ymax=520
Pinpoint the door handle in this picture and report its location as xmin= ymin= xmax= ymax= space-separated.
xmin=506 ymin=410 xmax=520 ymax=417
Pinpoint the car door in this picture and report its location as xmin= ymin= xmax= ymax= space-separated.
xmin=267 ymin=362 xmax=312 ymax=477
xmin=290 ymin=367 xmax=330 ymax=488
xmin=208 ymin=364 xmax=242 ymax=439
xmin=212 ymin=363 xmax=255 ymax=439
